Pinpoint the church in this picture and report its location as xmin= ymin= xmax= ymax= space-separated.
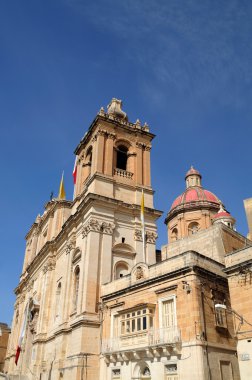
xmin=4 ymin=99 xmax=251 ymax=379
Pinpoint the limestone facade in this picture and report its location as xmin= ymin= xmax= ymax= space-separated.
xmin=4 ymin=98 xmax=250 ymax=380
xmin=225 ymin=246 xmax=252 ymax=380
xmin=100 ymin=250 xmax=240 ymax=380
xmin=4 ymin=99 xmax=160 ymax=380
xmin=0 ymin=323 xmax=10 ymax=372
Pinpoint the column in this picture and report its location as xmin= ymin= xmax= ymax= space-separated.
xmin=100 ymin=222 xmax=115 ymax=284
xmin=136 ymin=142 xmax=143 ymax=185
xmin=104 ymin=134 xmax=115 ymax=176
xmin=95 ymin=130 xmax=105 ymax=173
xmin=143 ymin=146 xmax=151 ymax=186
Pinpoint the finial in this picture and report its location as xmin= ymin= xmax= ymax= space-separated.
xmin=98 ymin=107 xmax=105 ymax=116
xmin=143 ymin=122 xmax=150 ymax=132
xmin=135 ymin=119 xmax=141 ymax=127
xmin=107 ymin=98 xmax=128 ymax=120
xmin=218 ymin=203 xmax=225 ymax=213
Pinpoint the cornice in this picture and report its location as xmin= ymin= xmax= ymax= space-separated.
xmin=165 ymin=201 xmax=220 ymax=224
xmin=102 ymin=251 xmax=227 ymax=301
xmin=223 ymin=259 xmax=252 ymax=275
xmin=25 ymin=199 xmax=72 ymax=240
xmin=74 ymin=114 xmax=155 ymax=155
xmin=18 ymin=192 xmax=162 ymax=288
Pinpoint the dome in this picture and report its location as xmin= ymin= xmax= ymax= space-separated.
xmin=212 ymin=211 xmax=231 ymax=219
xmin=212 ymin=204 xmax=235 ymax=229
xmin=166 ymin=167 xmax=221 ymax=225
xmin=185 ymin=166 xmax=202 ymax=179
xmin=171 ymin=188 xmax=220 ymax=209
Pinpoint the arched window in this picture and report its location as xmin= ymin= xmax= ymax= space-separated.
xmin=85 ymin=146 xmax=93 ymax=177
xmin=116 ymin=145 xmax=128 ymax=170
xmin=73 ymin=266 xmax=80 ymax=312
xmin=115 ymin=262 xmax=129 ymax=279
xmin=171 ymin=228 xmax=178 ymax=242
xmin=188 ymin=222 xmax=199 ymax=236
xmin=55 ymin=282 xmax=61 ymax=321
xmin=86 ymin=146 xmax=92 ymax=165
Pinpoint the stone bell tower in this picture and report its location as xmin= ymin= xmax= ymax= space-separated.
xmin=74 ymin=98 xmax=154 ymax=209
xmin=72 ymin=98 xmax=162 ymax=283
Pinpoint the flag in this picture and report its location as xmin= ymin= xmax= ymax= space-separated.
xmin=58 ymin=172 xmax=66 ymax=200
xmin=15 ymin=304 xmax=28 ymax=365
xmin=72 ymin=156 xmax=78 ymax=185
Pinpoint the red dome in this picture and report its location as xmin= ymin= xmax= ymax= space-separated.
xmin=212 ymin=211 xmax=233 ymax=219
xmin=171 ymin=187 xmax=220 ymax=210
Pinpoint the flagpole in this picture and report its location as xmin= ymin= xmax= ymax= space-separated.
xmin=141 ymin=189 xmax=146 ymax=263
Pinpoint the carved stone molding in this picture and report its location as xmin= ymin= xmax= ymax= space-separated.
xmin=66 ymin=236 xmax=76 ymax=255
xmin=131 ymin=263 xmax=149 ymax=282
xmin=97 ymin=128 xmax=108 ymax=137
xmin=136 ymin=142 xmax=145 ymax=149
xmin=27 ymin=280 xmax=34 ymax=292
xmin=43 ymin=258 xmax=56 ymax=273
xmin=66 ymin=242 xmax=74 ymax=255
xmin=144 ymin=145 xmax=152 ymax=151
xmin=107 ymin=132 xmax=116 ymax=140
xmin=134 ymin=229 xmax=143 ymax=241
xmin=146 ymin=231 xmax=158 ymax=244
xmin=82 ymin=218 xmax=101 ymax=238
xmin=82 ymin=219 xmax=116 ymax=238
xmin=101 ymin=222 xmax=115 ymax=235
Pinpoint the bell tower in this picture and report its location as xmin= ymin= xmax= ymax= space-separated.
xmin=72 ymin=98 xmax=161 ymax=288
xmin=74 ymin=98 xmax=154 ymax=209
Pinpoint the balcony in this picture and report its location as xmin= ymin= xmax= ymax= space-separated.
xmin=102 ymin=327 xmax=181 ymax=362
xmin=114 ymin=168 xmax=133 ymax=179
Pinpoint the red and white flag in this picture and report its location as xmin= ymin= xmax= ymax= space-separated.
xmin=15 ymin=304 xmax=28 ymax=365
xmin=72 ymin=156 xmax=78 ymax=185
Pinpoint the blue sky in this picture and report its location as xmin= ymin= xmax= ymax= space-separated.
xmin=1 ymin=0 xmax=252 ymax=325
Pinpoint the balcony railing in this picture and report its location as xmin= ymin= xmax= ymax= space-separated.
xmin=102 ymin=327 xmax=181 ymax=353
xmin=114 ymin=168 xmax=133 ymax=179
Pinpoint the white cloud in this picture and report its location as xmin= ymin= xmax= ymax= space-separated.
xmin=64 ymin=0 xmax=252 ymax=108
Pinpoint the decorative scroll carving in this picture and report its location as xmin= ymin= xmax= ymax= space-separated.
xmin=131 ymin=263 xmax=149 ymax=282
xmin=66 ymin=243 xmax=73 ymax=255
xmin=82 ymin=219 xmax=116 ymax=238
xmin=134 ymin=229 xmax=143 ymax=241
xmin=144 ymin=145 xmax=152 ymax=151
xmin=97 ymin=128 xmax=108 ymax=137
xmin=136 ymin=142 xmax=145 ymax=149
xmin=43 ymin=258 xmax=56 ymax=273
xmin=66 ymin=235 xmax=76 ymax=255
xmin=82 ymin=218 xmax=101 ymax=238
xmin=136 ymin=266 xmax=144 ymax=280
xmin=107 ymin=132 xmax=116 ymax=140
xmin=146 ymin=231 xmax=158 ymax=244
xmin=27 ymin=280 xmax=34 ymax=292
xmin=136 ymin=142 xmax=152 ymax=151
xmin=101 ymin=222 xmax=115 ymax=235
